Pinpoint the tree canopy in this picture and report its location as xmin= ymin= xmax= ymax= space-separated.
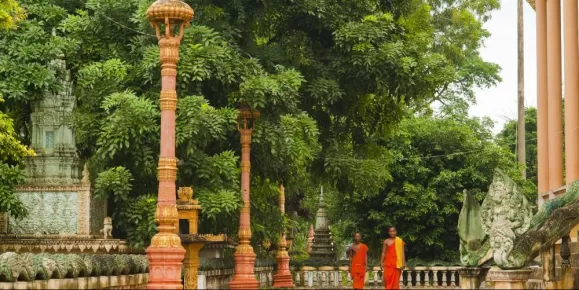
xmin=497 ymin=107 xmax=538 ymax=187
xmin=0 ymin=0 xmax=529 ymax=262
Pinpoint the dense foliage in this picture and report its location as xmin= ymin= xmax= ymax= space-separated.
xmin=0 ymin=97 xmax=34 ymax=218
xmin=497 ymin=107 xmax=538 ymax=187
xmin=328 ymin=111 xmax=535 ymax=261
xmin=0 ymin=0 xmax=532 ymax=262
xmin=0 ymin=0 xmax=25 ymax=30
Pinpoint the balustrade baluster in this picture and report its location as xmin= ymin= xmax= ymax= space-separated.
xmin=406 ymin=270 xmax=412 ymax=287
xmin=417 ymin=270 xmax=423 ymax=287
xmin=441 ymin=270 xmax=447 ymax=286
xmin=433 ymin=270 xmax=439 ymax=287
xmin=450 ymin=270 xmax=456 ymax=287
xmin=399 ymin=270 xmax=404 ymax=288
xmin=307 ymin=271 xmax=313 ymax=287
xmin=347 ymin=271 xmax=352 ymax=285
xmin=425 ymin=270 xmax=431 ymax=287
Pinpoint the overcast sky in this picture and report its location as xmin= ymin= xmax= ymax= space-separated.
xmin=470 ymin=0 xmax=537 ymax=133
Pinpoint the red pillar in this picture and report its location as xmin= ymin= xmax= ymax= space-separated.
xmin=145 ymin=2 xmax=193 ymax=289
xmin=273 ymin=184 xmax=294 ymax=288
xmin=230 ymin=107 xmax=259 ymax=289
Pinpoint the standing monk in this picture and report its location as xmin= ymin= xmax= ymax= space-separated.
xmin=381 ymin=226 xmax=405 ymax=290
xmin=347 ymin=232 xmax=368 ymax=290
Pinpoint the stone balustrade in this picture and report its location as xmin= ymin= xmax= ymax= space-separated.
xmin=197 ymin=266 xmax=274 ymax=289
xmin=291 ymin=265 xmax=461 ymax=289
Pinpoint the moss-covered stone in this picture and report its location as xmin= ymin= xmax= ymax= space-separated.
xmin=0 ymin=252 xmax=148 ymax=282
xmin=0 ymin=252 xmax=32 ymax=282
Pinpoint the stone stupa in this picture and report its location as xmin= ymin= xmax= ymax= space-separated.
xmin=309 ymin=186 xmax=336 ymax=261
xmin=0 ymin=51 xmax=130 ymax=254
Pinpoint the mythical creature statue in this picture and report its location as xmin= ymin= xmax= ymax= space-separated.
xmin=458 ymin=189 xmax=492 ymax=266
xmin=178 ymin=187 xmax=193 ymax=201
xmin=458 ymin=169 xmax=579 ymax=269
xmin=100 ymin=217 xmax=113 ymax=239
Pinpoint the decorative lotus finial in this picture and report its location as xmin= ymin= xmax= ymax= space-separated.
xmin=146 ymin=0 xmax=194 ymax=25
xmin=146 ymin=0 xmax=194 ymax=39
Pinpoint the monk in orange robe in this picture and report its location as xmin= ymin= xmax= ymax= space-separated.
xmin=348 ymin=232 xmax=368 ymax=290
xmin=381 ymin=226 xmax=405 ymax=290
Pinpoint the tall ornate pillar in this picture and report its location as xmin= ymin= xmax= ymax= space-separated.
xmin=273 ymin=184 xmax=294 ymax=288
xmin=145 ymin=1 xmax=193 ymax=289
xmin=547 ymin=0 xmax=563 ymax=190
xmin=230 ymin=105 xmax=260 ymax=290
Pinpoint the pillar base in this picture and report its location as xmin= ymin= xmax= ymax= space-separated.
xmin=273 ymin=255 xmax=294 ymax=288
xmin=457 ymin=267 xmax=488 ymax=289
xmin=230 ymin=251 xmax=259 ymax=290
xmin=146 ymin=246 xmax=186 ymax=290
xmin=486 ymin=267 xmax=532 ymax=290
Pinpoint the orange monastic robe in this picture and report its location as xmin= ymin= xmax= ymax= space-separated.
xmin=350 ymin=243 xmax=368 ymax=290
xmin=383 ymin=237 xmax=404 ymax=290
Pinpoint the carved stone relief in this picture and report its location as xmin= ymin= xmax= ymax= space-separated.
xmin=9 ymin=191 xmax=79 ymax=235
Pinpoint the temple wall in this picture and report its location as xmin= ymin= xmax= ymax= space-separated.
xmin=8 ymin=186 xmax=90 ymax=235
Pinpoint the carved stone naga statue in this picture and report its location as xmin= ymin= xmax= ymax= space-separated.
xmin=458 ymin=168 xmax=579 ymax=269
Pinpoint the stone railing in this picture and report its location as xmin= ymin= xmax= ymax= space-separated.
xmin=291 ymin=265 xmax=461 ymax=289
xmin=197 ymin=266 xmax=274 ymax=289
xmin=0 ymin=252 xmax=149 ymax=289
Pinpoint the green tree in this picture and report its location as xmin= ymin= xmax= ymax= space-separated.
xmin=329 ymin=113 xmax=536 ymax=261
xmin=0 ymin=97 xmax=34 ymax=218
xmin=0 ymin=0 xmax=502 ymax=252
xmin=0 ymin=0 xmax=25 ymax=30
xmin=497 ymin=107 xmax=538 ymax=187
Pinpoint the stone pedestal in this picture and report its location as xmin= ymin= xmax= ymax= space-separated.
xmin=273 ymin=252 xmax=294 ymax=288
xmin=458 ymin=267 xmax=488 ymax=289
xmin=486 ymin=268 xmax=533 ymax=290
xmin=230 ymin=251 xmax=259 ymax=289
xmin=146 ymin=246 xmax=187 ymax=289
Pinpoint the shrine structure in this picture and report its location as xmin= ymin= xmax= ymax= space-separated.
xmin=0 ymin=53 xmax=126 ymax=254
xmin=309 ymin=187 xmax=336 ymax=261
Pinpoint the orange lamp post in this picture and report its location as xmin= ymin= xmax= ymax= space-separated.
xmin=230 ymin=104 xmax=260 ymax=290
xmin=145 ymin=1 xmax=193 ymax=289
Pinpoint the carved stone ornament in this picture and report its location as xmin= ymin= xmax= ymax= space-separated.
xmin=459 ymin=168 xmax=579 ymax=270
xmin=486 ymin=268 xmax=533 ymax=282
xmin=178 ymin=186 xmax=193 ymax=201
xmin=0 ymin=235 xmax=142 ymax=254
xmin=99 ymin=217 xmax=113 ymax=239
